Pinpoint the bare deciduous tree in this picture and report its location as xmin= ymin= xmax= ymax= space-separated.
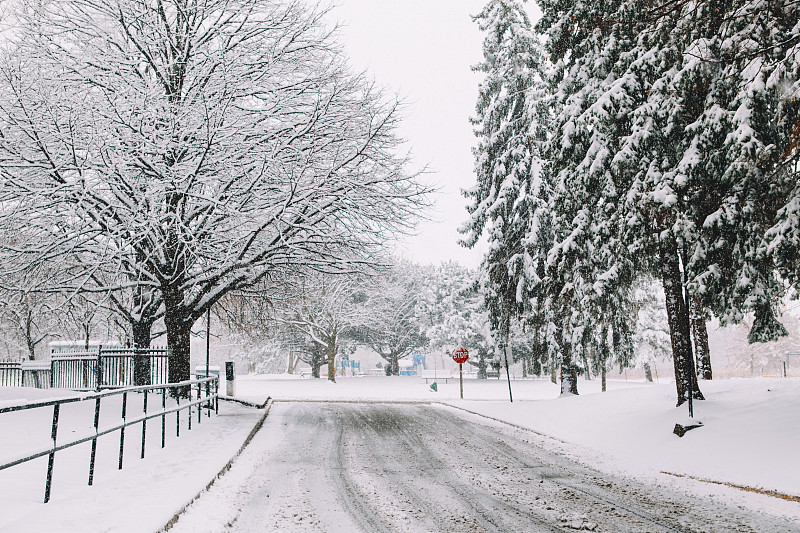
xmin=0 ymin=0 xmax=428 ymax=387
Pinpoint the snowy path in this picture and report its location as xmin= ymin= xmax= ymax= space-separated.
xmin=168 ymin=402 xmax=798 ymax=533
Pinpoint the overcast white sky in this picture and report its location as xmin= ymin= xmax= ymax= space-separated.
xmin=322 ymin=0 xmax=489 ymax=268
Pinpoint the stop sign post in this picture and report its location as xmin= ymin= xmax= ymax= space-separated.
xmin=453 ymin=347 xmax=469 ymax=399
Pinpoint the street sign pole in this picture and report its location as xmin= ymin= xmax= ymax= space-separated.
xmin=452 ymin=347 xmax=469 ymax=400
xmin=504 ymin=345 xmax=513 ymax=403
xmin=459 ymin=362 xmax=463 ymax=399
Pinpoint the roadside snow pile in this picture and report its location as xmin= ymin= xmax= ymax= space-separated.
xmin=455 ymin=378 xmax=800 ymax=499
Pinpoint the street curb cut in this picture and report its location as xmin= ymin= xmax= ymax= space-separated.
xmin=157 ymin=398 xmax=273 ymax=532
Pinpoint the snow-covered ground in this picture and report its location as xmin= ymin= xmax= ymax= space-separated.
xmin=0 ymin=388 xmax=265 ymax=533
xmin=1 ymin=375 xmax=798 ymax=531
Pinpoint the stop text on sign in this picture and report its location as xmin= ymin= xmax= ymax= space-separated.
xmin=452 ymin=347 xmax=469 ymax=364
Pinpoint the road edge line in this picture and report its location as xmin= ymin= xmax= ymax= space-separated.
xmin=660 ymin=471 xmax=800 ymax=504
xmin=157 ymin=398 xmax=274 ymax=532
xmin=437 ymin=402 xmax=555 ymax=439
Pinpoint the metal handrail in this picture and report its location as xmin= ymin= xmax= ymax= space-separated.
xmin=0 ymin=377 xmax=219 ymax=503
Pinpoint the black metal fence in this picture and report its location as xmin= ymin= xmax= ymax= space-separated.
xmin=0 ymin=377 xmax=219 ymax=503
xmin=1 ymin=346 xmax=170 ymax=391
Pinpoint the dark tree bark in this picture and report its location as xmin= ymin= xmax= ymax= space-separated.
xmin=326 ymin=338 xmax=337 ymax=383
xmin=659 ymin=243 xmax=703 ymax=406
xmin=311 ymin=347 xmax=325 ymax=379
xmin=164 ymin=287 xmax=193 ymax=396
xmin=581 ymin=352 xmax=591 ymax=380
xmin=598 ymin=326 xmax=610 ymax=392
xmin=132 ymin=318 xmax=155 ymax=386
xmin=644 ymin=362 xmax=653 ymax=382
xmin=689 ymin=294 xmax=712 ymax=380
xmin=477 ymin=351 xmax=488 ymax=379
xmin=387 ymin=352 xmax=399 ymax=376
xmin=558 ymin=324 xmax=578 ymax=395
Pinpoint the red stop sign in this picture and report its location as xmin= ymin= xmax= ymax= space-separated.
xmin=452 ymin=347 xmax=469 ymax=364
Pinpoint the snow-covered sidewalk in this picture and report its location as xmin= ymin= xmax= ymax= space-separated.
xmin=0 ymin=388 xmax=267 ymax=533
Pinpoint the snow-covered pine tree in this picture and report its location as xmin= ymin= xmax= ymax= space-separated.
xmin=555 ymin=0 xmax=721 ymax=405
xmin=629 ymin=1 xmax=799 ymax=386
xmin=725 ymin=1 xmax=800 ymax=336
xmin=461 ymin=0 xmax=546 ymax=356
xmin=535 ymin=0 xmax=643 ymax=396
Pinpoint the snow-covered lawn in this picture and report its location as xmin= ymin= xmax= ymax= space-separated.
xmin=1 ymin=375 xmax=798 ymax=531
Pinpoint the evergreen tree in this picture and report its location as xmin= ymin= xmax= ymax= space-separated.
xmin=536 ymin=0 xmax=644 ymax=396
xmin=462 ymin=0 xmax=547 ymax=354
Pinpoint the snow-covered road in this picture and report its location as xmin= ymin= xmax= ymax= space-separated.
xmin=169 ymin=402 xmax=798 ymax=533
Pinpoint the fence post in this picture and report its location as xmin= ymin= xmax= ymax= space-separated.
xmin=95 ymin=350 xmax=104 ymax=392
xmin=161 ymin=387 xmax=166 ymax=448
xmin=141 ymin=389 xmax=148 ymax=459
xmin=88 ymin=397 xmax=101 ymax=486
xmin=44 ymin=404 xmax=60 ymax=503
xmin=118 ymin=391 xmax=127 ymax=470
xmin=197 ymin=382 xmax=201 ymax=424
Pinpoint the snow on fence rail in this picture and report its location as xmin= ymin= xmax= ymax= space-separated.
xmin=0 ymin=377 xmax=219 ymax=503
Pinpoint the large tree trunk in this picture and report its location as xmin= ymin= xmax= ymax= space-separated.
xmin=311 ymin=346 xmax=324 ymax=378
xmin=24 ymin=311 xmax=37 ymax=361
xmin=326 ymin=338 xmax=336 ymax=383
xmin=388 ymin=352 xmax=400 ymax=376
xmin=83 ymin=323 xmax=91 ymax=350
xmin=644 ymin=362 xmax=653 ymax=382
xmin=164 ymin=288 xmax=192 ymax=396
xmin=581 ymin=352 xmax=591 ymax=380
xmin=599 ymin=326 xmax=609 ymax=392
xmin=132 ymin=319 xmax=153 ymax=349
xmin=659 ymin=243 xmax=703 ymax=406
xmin=132 ymin=319 xmax=154 ymax=386
xmin=689 ymin=295 xmax=712 ymax=380
xmin=558 ymin=324 xmax=578 ymax=395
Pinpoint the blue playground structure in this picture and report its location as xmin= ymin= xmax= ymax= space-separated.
xmin=337 ymin=359 xmax=360 ymax=375
xmin=399 ymin=352 xmax=427 ymax=375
